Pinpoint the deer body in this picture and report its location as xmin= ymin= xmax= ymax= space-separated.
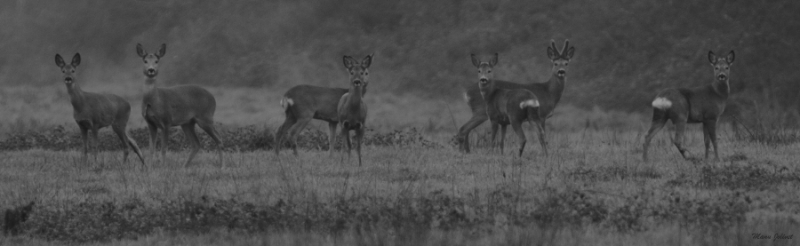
xmin=642 ymin=50 xmax=735 ymax=161
xmin=275 ymin=55 xmax=372 ymax=157
xmin=457 ymin=40 xmax=574 ymax=155
xmin=55 ymin=53 xmax=144 ymax=166
xmin=336 ymin=55 xmax=371 ymax=165
xmin=137 ymin=44 xmax=222 ymax=167
xmin=472 ymin=53 xmax=541 ymax=156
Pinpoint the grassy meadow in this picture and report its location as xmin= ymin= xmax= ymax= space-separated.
xmin=0 ymin=85 xmax=799 ymax=245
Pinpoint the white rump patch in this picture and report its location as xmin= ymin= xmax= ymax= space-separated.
xmin=280 ymin=97 xmax=294 ymax=108
xmin=463 ymin=92 xmax=470 ymax=102
xmin=519 ymin=99 xmax=540 ymax=109
xmin=652 ymin=97 xmax=672 ymax=109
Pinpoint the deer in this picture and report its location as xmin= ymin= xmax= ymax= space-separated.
xmin=274 ymin=55 xmax=372 ymax=156
xmin=642 ymin=50 xmax=735 ymax=162
xmin=337 ymin=55 xmax=372 ymax=166
xmin=456 ymin=40 xmax=575 ymax=156
xmin=136 ymin=43 xmax=222 ymax=167
xmin=471 ymin=53 xmax=542 ymax=156
xmin=55 ymin=53 xmax=145 ymax=167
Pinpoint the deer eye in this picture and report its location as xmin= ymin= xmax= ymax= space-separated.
xmin=71 ymin=69 xmax=75 ymax=73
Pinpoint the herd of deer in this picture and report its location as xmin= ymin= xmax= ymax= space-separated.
xmin=52 ymin=40 xmax=735 ymax=168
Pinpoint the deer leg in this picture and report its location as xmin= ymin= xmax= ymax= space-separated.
xmin=146 ymin=121 xmax=158 ymax=162
xmin=673 ymin=121 xmax=690 ymax=159
xmin=511 ymin=121 xmax=526 ymax=157
xmin=112 ymin=125 xmax=130 ymax=163
xmin=80 ymin=125 xmax=89 ymax=165
xmin=356 ymin=127 xmax=364 ymax=166
xmin=286 ymin=117 xmax=312 ymax=156
xmin=161 ymin=126 xmax=169 ymax=164
xmin=500 ymin=124 xmax=508 ymax=154
xmin=642 ymin=109 xmax=668 ymax=162
xmin=327 ymin=121 xmax=338 ymax=156
xmin=534 ymin=119 xmax=548 ymax=156
xmin=197 ymin=119 xmax=223 ymax=166
xmin=274 ymin=114 xmax=297 ymax=155
xmin=457 ymin=113 xmax=488 ymax=153
xmin=181 ymin=123 xmax=200 ymax=167
xmin=489 ymin=122 xmax=499 ymax=153
xmin=702 ymin=123 xmax=711 ymax=159
xmin=342 ymin=125 xmax=352 ymax=158
xmin=91 ymin=125 xmax=100 ymax=165
xmin=705 ymin=120 xmax=720 ymax=161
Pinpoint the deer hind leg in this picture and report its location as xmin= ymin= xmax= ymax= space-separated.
xmin=112 ymin=124 xmax=130 ymax=163
xmin=511 ymin=121 xmax=527 ymax=157
xmin=534 ymin=119 xmax=548 ymax=156
xmin=457 ymin=113 xmax=488 ymax=153
xmin=90 ymin=125 xmax=100 ymax=164
xmin=181 ymin=123 xmax=201 ymax=167
xmin=196 ymin=118 xmax=223 ymax=166
xmin=274 ymin=112 xmax=297 ymax=155
xmin=490 ymin=122 xmax=499 ymax=153
xmin=146 ymin=121 xmax=159 ymax=162
xmin=286 ymin=117 xmax=313 ymax=156
xmin=672 ymin=120 xmax=690 ymax=159
xmin=500 ymin=124 xmax=508 ymax=154
xmin=340 ymin=123 xmax=352 ymax=158
xmin=704 ymin=120 xmax=720 ymax=161
xmin=327 ymin=121 xmax=338 ymax=156
xmin=642 ymin=109 xmax=668 ymax=162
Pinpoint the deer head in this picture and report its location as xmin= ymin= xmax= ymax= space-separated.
xmin=343 ymin=54 xmax=373 ymax=90
xmin=55 ymin=53 xmax=81 ymax=85
xmin=709 ymin=50 xmax=734 ymax=82
xmin=136 ymin=43 xmax=166 ymax=78
xmin=547 ymin=40 xmax=575 ymax=78
xmin=471 ymin=53 xmax=498 ymax=93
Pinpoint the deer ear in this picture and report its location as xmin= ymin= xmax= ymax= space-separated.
xmin=707 ymin=51 xmax=717 ymax=65
xmin=470 ymin=54 xmax=480 ymax=68
xmin=726 ymin=50 xmax=735 ymax=64
xmin=71 ymin=53 xmax=81 ymax=67
xmin=343 ymin=56 xmax=355 ymax=69
xmin=157 ymin=43 xmax=167 ymax=57
xmin=490 ymin=53 xmax=498 ymax=67
xmin=565 ymin=46 xmax=575 ymax=59
xmin=361 ymin=53 xmax=373 ymax=69
xmin=136 ymin=43 xmax=146 ymax=58
xmin=55 ymin=54 xmax=65 ymax=67
xmin=548 ymin=40 xmax=557 ymax=59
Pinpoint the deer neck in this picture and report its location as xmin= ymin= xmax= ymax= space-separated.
xmin=546 ymin=74 xmax=566 ymax=104
xmin=479 ymin=81 xmax=498 ymax=101
xmin=711 ymin=79 xmax=730 ymax=98
xmin=144 ymin=77 xmax=159 ymax=93
xmin=347 ymin=85 xmax=364 ymax=106
xmin=66 ymin=83 xmax=85 ymax=110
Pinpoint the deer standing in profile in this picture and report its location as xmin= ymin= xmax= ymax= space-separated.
xmin=55 ymin=53 xmax=145 ymax=167
xmin=337 ymin=55 xmax=372 ymax=165
xmin=274 ymin=55 xmax=373 ymax=156
xmin=456 ymin=40 xmax=575 ymax=155
xmin=642 ymin=50 xmax=735 ymax=162
xmin=136 ymin=43 xmax=222 ymax=167
xmin=471 ymin=53 xmax=541 ymax=156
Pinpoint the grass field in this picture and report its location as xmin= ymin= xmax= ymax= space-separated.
xmin=1 ymin=86 xmax=799 ymax=245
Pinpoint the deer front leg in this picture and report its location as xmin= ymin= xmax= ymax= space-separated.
xmin=90 ymin=126 xmax=100 ymax=165
xmin=147 ymin=121 xmax=158 ymax=162
xmin=704 ymin=120 xmax=720 ymax=161
xmin=355 ymin=127 xmax=364 ymax=166
xmin=457 ymin=113 xmax=488 ymax=153
xmin=80 ymin=125 xmax=89 ymax=165
xmin=328 ymin=122 xmax=337 ymax=156
xmin=161 ymin=126 xmax=169 ymax=164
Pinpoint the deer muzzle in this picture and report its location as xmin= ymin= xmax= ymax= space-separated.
xmin=557 ymin=70 xmax=566 ymax=77
xmin=64 ymin=77 xmax=73 ymax=83
xmin=146 ymin=69 xmax=157 ymax=76
xmin=353 ymin=80 xmax=362 ymax=87
xmin=479 ymin=78 xmax=488 ymax=86
xmin=717 ymin=74 xmax=727 ymax=81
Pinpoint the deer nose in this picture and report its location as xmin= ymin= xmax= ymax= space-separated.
xmin=147 ymin=69 xmax=156 ymax=74
xmin=718 ymin=74 xmax=727 ymax=80
xmin=64 ymin=77 xmax=73 ymax=83
xmin=557 ymin=70 xmax=566 ymax=76
xmin=353 ymin=80 xmax=362 ymax=86
xmin=479 ymin=78 xmax=488 ymax=83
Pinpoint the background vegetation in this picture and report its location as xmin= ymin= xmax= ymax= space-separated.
xmin=2 ymin=0 xmax=799 ymax=113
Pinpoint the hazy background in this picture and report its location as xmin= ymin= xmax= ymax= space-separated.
xmin=1 ymin=0 xmax=799 ymax=133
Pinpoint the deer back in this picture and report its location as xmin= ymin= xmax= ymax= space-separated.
xmin=283 ymin=85 xmax=349 ymax=121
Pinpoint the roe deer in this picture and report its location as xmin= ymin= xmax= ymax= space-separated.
xmin=642 ymin=50 xmax=735 ymax=162
xmin=136 ymin=43 xmax=222 ymax=167
xmin=274 ymin=55 xmax=372 ymax=156
xmin=55 ymin=53 xmax=144 ymax=166
xmin=337 ymin=55 xmax=372 ymax=166
xmin=456 ymin=40 xmax=575 ymax=155
xmin=471 ymin=53 xmax=541 ymax=156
